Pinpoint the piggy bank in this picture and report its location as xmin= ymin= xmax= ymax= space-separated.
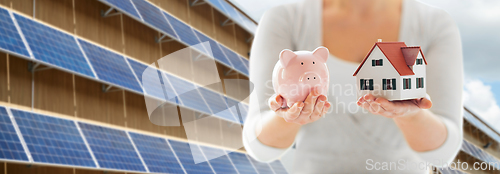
xmin=272 ymin=47 xmax=330 ymax=107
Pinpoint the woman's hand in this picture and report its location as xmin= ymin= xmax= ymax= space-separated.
xmin=357 ymin=94 xmax=432 ymax=119
xmin=268 ymin=87 xmax=331 ymax=125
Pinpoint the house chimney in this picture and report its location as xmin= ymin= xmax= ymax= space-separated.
xmin=377 ymin=39 xmax=382 ymax=42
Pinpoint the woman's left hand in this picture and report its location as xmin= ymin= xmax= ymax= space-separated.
xmin=357 ymin=94 xmax=432 ymax=118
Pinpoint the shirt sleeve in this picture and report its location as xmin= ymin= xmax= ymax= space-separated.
xmin=242 ymin=5 xmax=296 ymax=162
xmin=415 ymin=8 xmax=464 ymax=167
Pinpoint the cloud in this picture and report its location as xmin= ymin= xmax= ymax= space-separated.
xmin=463 ymin=79 xmax=500 ymax=131
xmin=418 ymin=0 xmax=500 ymax=82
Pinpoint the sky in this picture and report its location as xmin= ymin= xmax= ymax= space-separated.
xmin=229 ymin=0 xmax=500 ymax=130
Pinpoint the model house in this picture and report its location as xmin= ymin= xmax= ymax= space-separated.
xmin=353 ymin=40 xmax=427 ymax=100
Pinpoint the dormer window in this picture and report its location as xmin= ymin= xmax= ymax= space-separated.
xmin=372 ymin=59 xmax=383 ymax=66
xmin=416 ymin=58 xmax=423 ymax=65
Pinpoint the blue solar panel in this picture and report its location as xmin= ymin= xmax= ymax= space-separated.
xmin=0 ymin=107 xmax=29 ymax=162
xmin=14 ymin=14 xmax=95 ymax=78
xmin=165 ymin=74 xmax=213 ymax=115
xmin=205 ymin=0 xmax=226 ymax=13
xmin=129 ymin=133 xmax=184 ymax=173
xmin=163 ymin=12 xmax=201 ymax=46
xmin=219 ymin=45 xmax=247 ymax=74
xmin=226 ymin=151 xmax=258 ymax=174
xmin=131 ymin=0 xmax=178 ymax=40
xmin=269 ymin=160 xmax=288 ymax=174
xmin=78 ymin=39 xmax=142 ymax=93
xmin=127 ymin=58 xmax=179 ymax=103
xmin=247 ymin=155 xmax=274 ymax=174
xmin=0 ymin=9 xmax=30 ymax=57
xmin=239 ymin=56 xmax=250 ymax=74
xmin=101 ymin=0 xmax=142 ymax=20
xmin=168 ymin=140 xmax=214 ymax=174
xmin=464 ymin=111 xmax=500 ymax=143
xmin=218 ymin=0 xmax=245 ymax=25
xmin=199 ymin=145 xmax=238 ymax=174
xmin=225 ymin=97 xmax=243 ymax=124
xmin=439 ymin=167 xmax=466 ymax=174
xmin=11 ymin=109 xmax=95 ymax=167
xmin=194 ymin=30 xmax=234 ymax=67
xmin=198 ymin=87 xmax=238 ymax=123
xmin=78 ymin=123 xmax=146 ymax=172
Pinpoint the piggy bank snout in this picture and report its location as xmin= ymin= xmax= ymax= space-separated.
xmin=300 ymin=72 xmax=322 ymax=84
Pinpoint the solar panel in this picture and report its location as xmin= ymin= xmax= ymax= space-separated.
xmin=0 ymin=107 xmax=29 ymax=162
xmin=0 ymin=8 xmax=30 ymax=57
xmin=100 ymin=0 xmax=142 ymax=21
xmin=127 ymin=58 xmax=179 ymax=103
xmin=219 ymin=44 xmax=248 ymax=75
xmin=128 ymin=132 xmax=185 ymax=173
xmin=247 ymin=155 xmax=275 ymax=174
xmin=163 ymin=12 xmax=201 ymax=46
xmin=165 ymin=73 xmax=213 ymax=115
xmin=269 ymin=160 xmax=288 ymax=174
xmin=439 ymin=167 xmax=466 ymax=174
xmin=225 ymin=97 xmax=243 ymax=124
xmin=78 ymin=39 xmax=143 ymax=93
xmin=239 ymin=55 xmax=250 ymax=74
xmin=226 ymin=151 xmax=258 ymax=174
xmin=168 ymin=139 xmax=214 ymax=174
xmin=14 ymin=14 xmax=95 ymax=78
xmin=78 ymin=123 xmax=146 ymax=172
xmin=10 ymin=109 xmax=95 ymax=167
xmin=198 ymin=87 xmax=238 ymax=123
xmin=194 ymin=30 xmax=234 ymax=68
xmin=199 ymin=145 xmax=238 ymax=174
xmin=463 ymin=111 xmax=500 ymax=143
xmin=131 ymin=0 xmax=178 ymax=40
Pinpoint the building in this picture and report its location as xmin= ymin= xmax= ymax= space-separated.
xmin=353 ymin=41 xmax=427 ymax=101
xmin=0 ymin=0 xmax=288 ymax=173
xmin=0 ymin=0 xmax=497 ymax=173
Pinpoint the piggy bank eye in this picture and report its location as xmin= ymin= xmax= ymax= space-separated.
xmin=313 ymin=61 xmax=315 ymax=64
xmin=301 ymin=62 xmax=304 ymax=65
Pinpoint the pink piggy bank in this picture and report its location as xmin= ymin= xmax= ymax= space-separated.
xmin=272 ymin=47 xmax=330 ymax=107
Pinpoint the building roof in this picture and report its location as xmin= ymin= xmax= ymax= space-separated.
xmin=352 ymin=42 xmax=427 ymax=76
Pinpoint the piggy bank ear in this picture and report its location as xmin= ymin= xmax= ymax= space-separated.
xmin=312 ymin=46 xmax=329 ymax=63
xmin=279 ymin=49 xmax=297 ymax=67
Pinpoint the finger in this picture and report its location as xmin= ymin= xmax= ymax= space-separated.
xmin=310 ymin=101 xmax=327 ymax=122
xmin=360 ymin=100 xmax=371 ymax=111
xmin=363 ymin=94 xmax=376 ymax=102
xmin=373 ymin=97 xmax=396 ymax=112
xmin=284 ymin=102 xmax=304 ymax=122
xmin=268 ymin=94 xmax=280 ymax=111
xmin=320 ymin=102 xmax=331 ymax=118
xmin=311 ymin=100 xmax=326 ymax=119
xmin=417 ymin=97 xmax=432 ymax=109
xmin=301 ymin=87 xmax=322 ymax=116
xmin=367 ymin=101 xmax=387 ymax=115
xmin=357 ymin=96 xmax=365 ymax=106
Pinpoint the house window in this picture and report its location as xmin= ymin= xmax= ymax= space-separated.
xmin=382 ymin=78 xmax=396 ymax=90
xmin=416 ymin=78 xmax=424 ymax=88
xmin=416 ymin=58 xmax=423 ymax=65
xmin=403 ymin=78 xmax=411 ymax=90
xmin=360 ymin=79 xmax=373 ymax=90
xmin=372 ymin=59 xmax=383 ymax=66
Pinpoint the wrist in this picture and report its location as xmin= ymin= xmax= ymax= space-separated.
xmin=393 ymin=109 xmax=425 ymax=123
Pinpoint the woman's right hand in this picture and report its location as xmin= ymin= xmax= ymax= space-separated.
xmin=268 ymin=87 xmax=331 ymax=125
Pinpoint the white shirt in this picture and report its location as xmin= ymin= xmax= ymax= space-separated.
xmin=243 ymin=0 xmax=464 ymax=173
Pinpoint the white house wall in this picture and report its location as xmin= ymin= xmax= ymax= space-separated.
xmin=400 ymin=51 xmax=427 ymax=100
xmin=356 ymin=46 xmax=401 ymax=100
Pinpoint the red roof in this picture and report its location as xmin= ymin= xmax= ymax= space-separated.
xmin=352 ymin=42 xmax=427 ymax=76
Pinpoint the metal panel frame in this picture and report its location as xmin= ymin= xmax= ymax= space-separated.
xmin=126 ymin=131 xmax=150 ymax=172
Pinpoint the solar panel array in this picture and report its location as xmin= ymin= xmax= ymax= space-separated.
xmin=99 ymin=0 xmax=250 ymax=76
xmin=0 ymin=6 xmax=249 ymax=125
xmin=204 ymin=0 xmax=257 ymax=34
xmin=463 ymin=110 xmax=500 ymax=143
xmin=461 ymin=140 xmax=500 ymax=169
xmin=0 ymin=105 xmax=287 ymax=173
